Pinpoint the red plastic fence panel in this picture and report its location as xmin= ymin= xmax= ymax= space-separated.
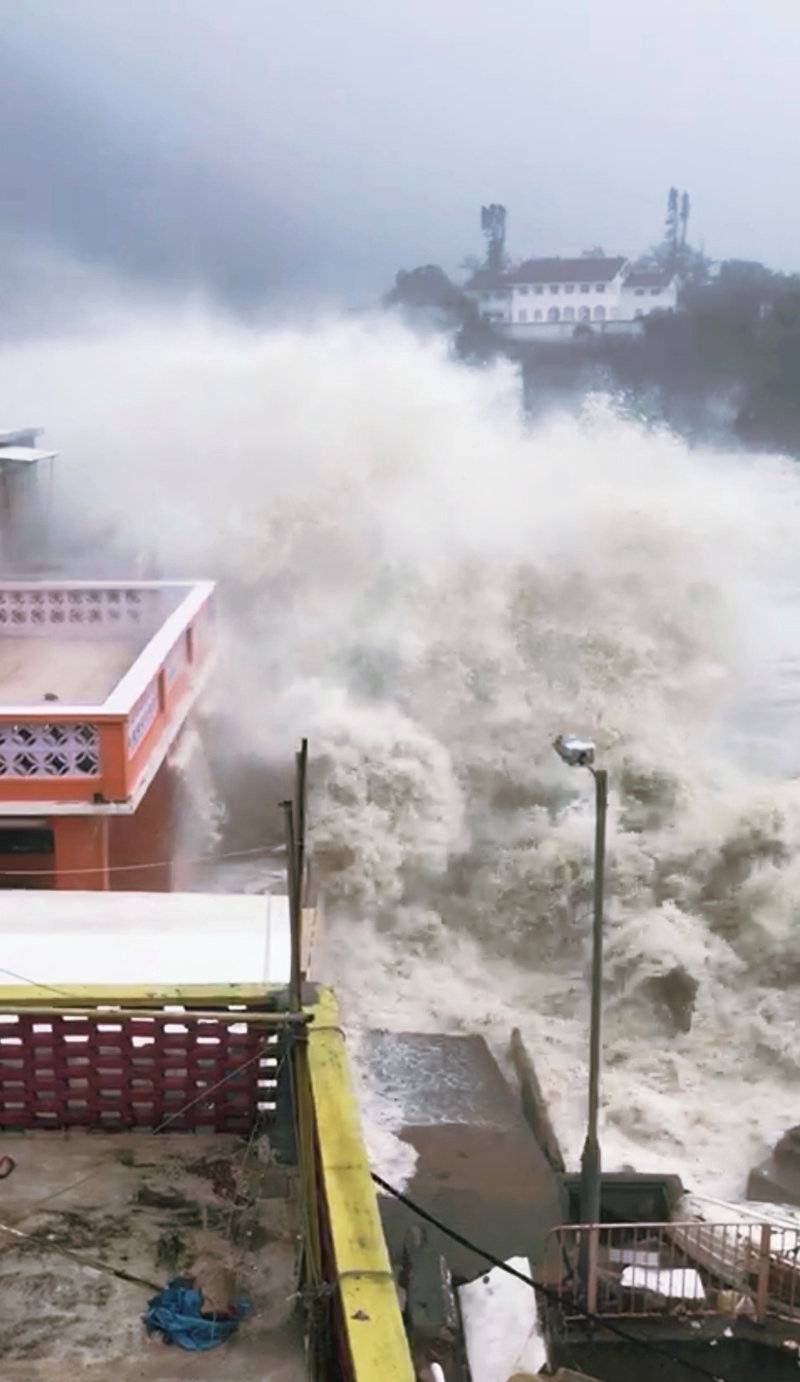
xmin=0 ymin=1014 xmax=266 ymax=1132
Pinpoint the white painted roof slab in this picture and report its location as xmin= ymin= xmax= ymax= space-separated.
xmin=0 ymin=890 xmax=291 ymax=988
xmin=0 ymin=446 xmax=58 ymax=464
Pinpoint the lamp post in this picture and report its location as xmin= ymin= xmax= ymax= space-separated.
xmin=552 ymin=735 xmax=607 ymax=1236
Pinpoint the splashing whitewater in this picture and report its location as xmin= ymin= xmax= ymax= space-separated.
xmin=3 ymin=309 xmax=800 ymax=1195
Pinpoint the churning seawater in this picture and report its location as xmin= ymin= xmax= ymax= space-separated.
xmin=3 ymin=309 xmax=799 ymax=1198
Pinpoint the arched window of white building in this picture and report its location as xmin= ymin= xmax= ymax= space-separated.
xmin=547 ymin=307 xmax=560 ymax=322
xmin=534 ymin=309 xmax=543 ymax=321
xmin=578 ymin=306 xmax=591 ymax=322
xmin=518 ymin=310 xmax=527 ymax=322
xmin=593 ymin=305 xmax=606 ymax=322
xmin=563 ymin=306 xmax=575 ymax=322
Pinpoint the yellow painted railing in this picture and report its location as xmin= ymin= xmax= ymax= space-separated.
xmin=306 ymin=987 xmax=415 ymax=1381
xmin=0 ymin=982 xmax=279 ymax=1007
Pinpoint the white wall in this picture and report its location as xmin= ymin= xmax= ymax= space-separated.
xmin=470 ymin=288 xmax=512 ymax=323
xmin=507 ymin=274 xmax=625 ymax=326
xmin=620 ymin=280 xmax=678 ymax=319
xmin=469 ymin=272 xmax=676 ymax=328
xmin=502 ymin=318 xmax=644 ymax=343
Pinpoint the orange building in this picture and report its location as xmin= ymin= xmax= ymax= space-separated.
xmin=0 ymin=580 xmax=215 ymax=890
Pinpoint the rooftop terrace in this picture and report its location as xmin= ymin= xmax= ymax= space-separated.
xmin=0 ymin=1129 xmax=304 ymax=1381
xmin=0 ymin=581 xmax=215 ymax=814
xmin=0 ymin=889 xmax=304 ymax=1379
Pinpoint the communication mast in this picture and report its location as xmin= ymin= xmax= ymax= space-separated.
xmin=480 ymin=204 xmax=507 ymax=272
xmin=679 ymin=192 xmax=691 ymax=248
xmin=665 ymin=188 xmax=679 ymax=262
xmin=664 ymin=187 xmax=691 ymax=266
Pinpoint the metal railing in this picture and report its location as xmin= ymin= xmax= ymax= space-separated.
xmin=545 ymin=1218 xmax=800 ymax=1323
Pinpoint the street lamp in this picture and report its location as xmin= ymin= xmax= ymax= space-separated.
xmin=552 ymin=734 xmax=607 ymax=1235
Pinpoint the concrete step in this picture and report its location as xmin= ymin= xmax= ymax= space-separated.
xmin=364 ymin=1030 xmax=562 ymax=1281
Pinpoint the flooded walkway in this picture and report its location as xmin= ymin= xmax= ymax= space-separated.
xmin=364 ymin=1031 xmax=562 ymax=1280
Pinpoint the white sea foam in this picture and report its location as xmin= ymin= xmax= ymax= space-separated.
xmin=3 ymin=309 xmax=800 ymax=1196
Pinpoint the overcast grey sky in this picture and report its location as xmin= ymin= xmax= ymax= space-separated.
xmin=3 ymin=0 xmax=799 ymax=316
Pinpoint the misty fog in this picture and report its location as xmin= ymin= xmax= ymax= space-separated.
xmin=3 ymin=0 xmax=800 ymax=1209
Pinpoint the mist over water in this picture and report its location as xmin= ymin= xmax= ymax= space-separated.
xmin=4 ymin=308 xmax=800 ymax=1196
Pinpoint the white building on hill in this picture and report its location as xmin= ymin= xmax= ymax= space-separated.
xmin=465 ymin=256 xmax=677 ymax=342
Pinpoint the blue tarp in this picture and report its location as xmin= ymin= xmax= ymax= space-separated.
xmin=145 ymin=1278 xmax=251 ymax=1351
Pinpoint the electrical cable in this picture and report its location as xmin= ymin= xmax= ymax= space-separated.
xmin=3 ymin=992 xmax=730 ymax=1379
xmin=152 ymin=1041 xmax=275 ymax=1135
xmin=0 ymin=965 xmax=80 ymax=999
xmin=0 ymin=1047 xmax=295 ymax=1297
xmin=226 ymin=1109 xmax=268 ymax=1256
xmin=0 ymin=841 xmax=285 ymax=878
xmin=0 ymin=1215 xmax=161 ymax=1291
xmin=370 ymin=1170 xmax=732 ymax=1382
xmin=6 ymin=1036 xmax=290 ymax=1222
xmin=0 ymin=941 xmax=302 ymax=1220
xmin=225 ymin=1041 xmax=290 ymax=1249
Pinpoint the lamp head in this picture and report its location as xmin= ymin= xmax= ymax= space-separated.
xmin=553 ymin=734 xmax=596 ymax=769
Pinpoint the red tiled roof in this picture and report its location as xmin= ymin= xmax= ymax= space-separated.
xmin=624 ymin=269 xmax=673 ymax=289
xmin=466 ymin=257 xmax=627 ymax=292
xmin=510 ymin=256 xmax=626 ymax=284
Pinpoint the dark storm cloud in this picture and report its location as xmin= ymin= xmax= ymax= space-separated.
xmin=3 ymin=0 xmax=800 ymax=315
xmin=1 ymin=43 xmax=320 ymax=307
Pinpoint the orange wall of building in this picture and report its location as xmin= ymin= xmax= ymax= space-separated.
xmin=53 ymin=817 xmax=109 ymax=891
xmin=0 ymin=851 xmax=54 ymax=889
xmin=108 ymin=761 xmax=174 ymax=891
xmin=38 ymin=764 xmax=175 ymax=891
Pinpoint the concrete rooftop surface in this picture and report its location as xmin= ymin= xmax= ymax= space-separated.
xmin=0 ymin=637 xmax=140 ymax=707
xmin=0 ymin=1129 xmax=305 ymax=1380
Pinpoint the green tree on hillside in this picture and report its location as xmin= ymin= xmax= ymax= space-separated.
xmin=383 ymin=265 xmax=500 ymax=362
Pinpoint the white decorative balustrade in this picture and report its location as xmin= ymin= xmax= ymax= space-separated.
xmin=0 ymin=585 xmax=175 ymax=639
xmin=0 ymin=723 xmax=100 ymax=779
